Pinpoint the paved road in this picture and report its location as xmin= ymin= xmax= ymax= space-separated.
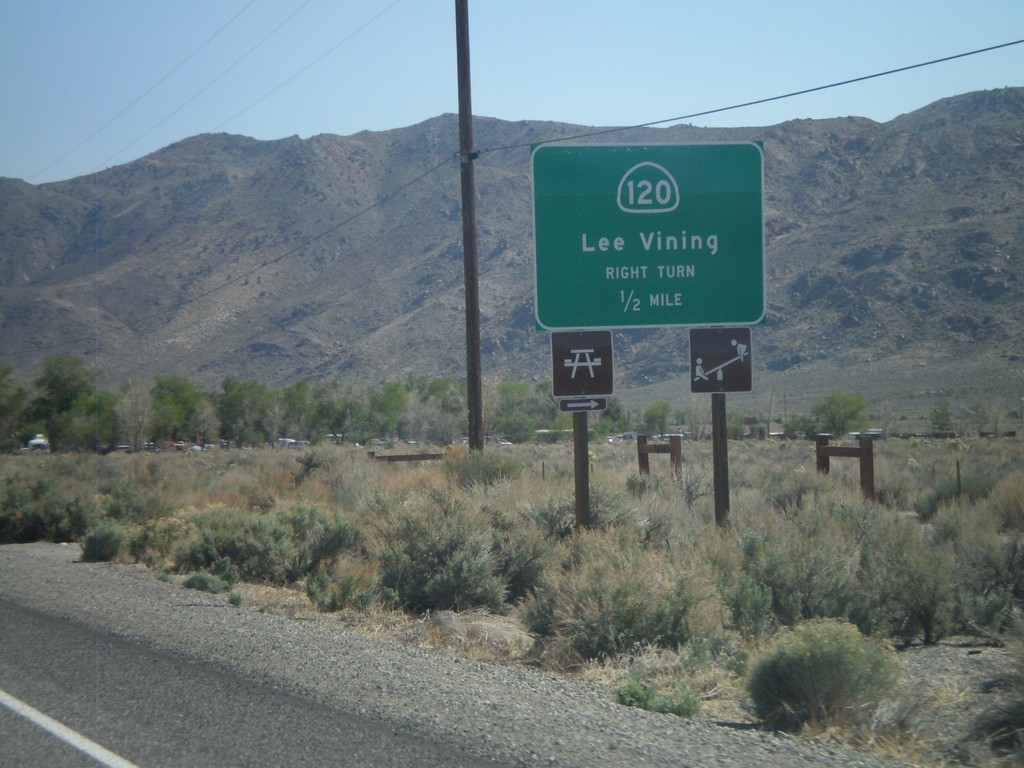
xmin=0 ymin=598 xmax=494 ymax=767
xmin=0 ymin=543 xmax=916 ymax=768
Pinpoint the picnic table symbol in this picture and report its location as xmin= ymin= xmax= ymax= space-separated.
xmin=564 ymin=348 xmax=602 ymax=379
xmin=693 ymin=339 xmax=748 ymax=382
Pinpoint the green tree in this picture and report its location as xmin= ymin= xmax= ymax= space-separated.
xmin=31 ymin=356 xmax=99 ymax=451
xmin=783 ymin=413 xmax=816 ymax=439
xmin=642 ymin=399 xmax=671 ymax=437
xmin=151 ymin=375 xmax=205 ymax=441
xmin=367 ymin=381 xmax=408 ymax=438
xmin=492 ymin=381 xmax=553 ymax=444
xmin=93 ymin=391 xmax=119 ymax=450
xmin=310 ymin=380 xmax=354 ymax=440
xmin=810 ymin=391 xmax=869 ymax=436
xmin=217 ymin=378 xmax=272 ymax=447
xmin=0 ymin=362 xmax=28 ymax=451
xmin=930 ymin=400 xmax=954 ymax=436
xmin=422 ymin=377 xmax=466 ymax=445
xmin=604 ymin=396 xmax=631 ymax=432
xmin=281 ymin=381 xmax=311 ymax=438
xmin=116 ymin=379 xmax=153 ymax=452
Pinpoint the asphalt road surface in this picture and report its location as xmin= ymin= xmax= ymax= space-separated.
xmin=0 ymin=598 xmax=495 ymax=767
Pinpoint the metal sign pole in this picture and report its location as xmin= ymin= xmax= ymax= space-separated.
xmin=711 ymin=392 xmax=730 ymax=527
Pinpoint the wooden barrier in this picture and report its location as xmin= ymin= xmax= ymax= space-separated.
xmin=367 ymin=451 xmax=444 ymax=463
xmin=814 ymin=434 xmax=875 ymax=501
xmin=636 ymin=435 xmax=682 ymax=480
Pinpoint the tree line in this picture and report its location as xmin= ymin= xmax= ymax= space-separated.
xmin=3 ymin=355 xmax=1001 ymax=453
xmin=0 ymin=356 xmax=646 ymax=452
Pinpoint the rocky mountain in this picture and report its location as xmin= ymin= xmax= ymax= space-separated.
xmin=1 ymin=88 xmax=1022 ymax=417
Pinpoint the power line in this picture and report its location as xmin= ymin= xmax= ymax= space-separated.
xmin=479 ymin=37 xmax=1024 ymax=154
xmin=28 ymin=0 xmax=259 ymax=183
xmin=212 ymin=0 xmax=406 ymax=133
xmin=94 ymin=0 xmax=315 ymax=173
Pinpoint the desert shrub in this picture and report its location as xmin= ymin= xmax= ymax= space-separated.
xmin=683 ymin=633 xmax=748 ymax=678
xmin=916 ymin=473 xmax=997 ymax=522
xmin=626 ymin=473 xmax=661 ymax=498
xmin=530 ymin=495 xmax=576 ymax=539
xmin=377 ymin=507 xmax=506 ymax=613
xmin=1 ymin=477 xmax=52 ymax=542
xmin=51 ymin=498 xmax=91 ymax=541
xmin=930 ymin=501 xmax=1023 ymax=633
xmin=443 ymin=451 xmax=522 ymax=490
xmin=128 ymin=516 xmax=196 ymax=567
xmin=616 ymin=669 xmax=700 ymax=717
xmin=183 ymin=571 xmax=230 ymax=594
xmin=81 ymin=521 xmax=127 ymax=562
xmin=861 ymin=517 xmax=955 ymax=644
xmin=526 ymin=486 xmax=630 ymax=539
xmin=748 ymin=618 xmax=897 ymax=730
xmin=722 ymin=573 xmax=775 ymax=639
xmin=490 ymin=520 xmax=557 ymax=602
xmin=759 ymin=465 xmax=820 ymax=514
xmin=0 ymin=476 xmax=90 ymax=543
xmin=175 ymin=505 xmax=360 ymax=585
xmin=306 ymin=560 xmax=376 ymax=612
xmin=738 ymin=521 xmax=862 ymax=628
xmin=958 ymin=531 xmax=1024 ymax=634
xmin=585 ymin=484 xmax=632 ymax=530
xmin=177 ymin=509 xmax=290 ymax=584
xmin=277 ymin=503 xmax=361 ymax=580
xmin=982 ymin=468 xmax=1024 ymax=532
xmin=102 ymin=481 xmax=168 ymax=524
xmin=209 ymin=555 xmax=239 ymax=586
xmin=523 ymin=532 xmax=704 ymax=662
xmin=292 ymin=447 xmax=335 ymax=484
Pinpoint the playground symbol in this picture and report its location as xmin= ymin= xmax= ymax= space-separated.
xmin=689 ymin=327 xmax=752 ymax=393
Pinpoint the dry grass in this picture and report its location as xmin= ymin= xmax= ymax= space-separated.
xmin=3 ymin=435 xmax=1022 ymax=766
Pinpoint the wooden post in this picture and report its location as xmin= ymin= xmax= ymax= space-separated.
xmin=636 ymin=434 xmax=651 ymax=476
xmin=816 ymin=434 xmax=831 ymax=474
xmin=573 ymin=411 xmax=591 ymax=529
xmin=711 ymin=393 xmax=729 ymax=527
xmin=669 ymin=434 xmax=682 ymax=481
xmin=858 ymin=435 xmax=875 ymax=501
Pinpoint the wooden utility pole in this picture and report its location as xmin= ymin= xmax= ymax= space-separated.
xmin=455 ymin=0 xmax=483 ymax=450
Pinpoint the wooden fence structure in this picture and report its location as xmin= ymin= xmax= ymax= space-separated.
xmin=636 ymin=435 xmax=682 ymax=480
xmin=366 ymin=451 xmax=444 ymax=463
xmin=814 ymin=434 xmax=875 ymax=500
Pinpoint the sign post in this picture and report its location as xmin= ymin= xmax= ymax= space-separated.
xmin=690 ymin=327 xmax=754 ymax=526
xmin=551 ymin=331 xmax=613 ymax=529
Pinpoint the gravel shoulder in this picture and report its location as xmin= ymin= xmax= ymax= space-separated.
xmin=0 ymin=542 xmax=1009 ymax=767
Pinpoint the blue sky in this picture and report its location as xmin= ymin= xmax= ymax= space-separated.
xmin=2 ymin=0 xmax=1022 ymax=183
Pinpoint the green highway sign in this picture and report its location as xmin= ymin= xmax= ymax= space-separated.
xmin=532 ymin=143 xmax=764 ymax=330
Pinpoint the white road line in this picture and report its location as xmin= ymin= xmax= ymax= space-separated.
xmin=0 ymin=687 xmax=140 ymax=768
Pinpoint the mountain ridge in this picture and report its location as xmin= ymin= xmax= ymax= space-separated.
xmin=1 ymin=88 xmax=1021 ymax=417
